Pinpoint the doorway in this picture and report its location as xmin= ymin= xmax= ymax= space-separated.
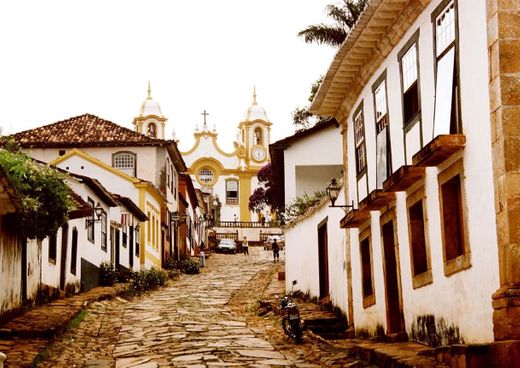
xmin=59 ymin=223 xmax=69 ymax=290
xmin=317 ymin=218 xmax=329 ymax=299
xmin=381 ymin=218 xmax=404 ymax=334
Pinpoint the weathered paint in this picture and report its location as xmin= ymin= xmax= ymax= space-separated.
xmin=0 ymin=216 xmax=22 ymax=321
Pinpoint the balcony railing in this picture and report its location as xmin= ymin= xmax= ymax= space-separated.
xmin=215 ymin=221 xmax=278 ymax=228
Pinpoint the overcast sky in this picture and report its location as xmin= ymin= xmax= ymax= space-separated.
xmin=0 ymin=0 xmax=337 ymax=151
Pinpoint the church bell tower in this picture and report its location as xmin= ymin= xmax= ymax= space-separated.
xmin=133 ymin=82 xmax=167 ymax=139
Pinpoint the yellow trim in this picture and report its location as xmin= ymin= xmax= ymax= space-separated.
xmin=139 ymin=188 xmax=146 ymax=266
xmin=145 ymin=250 xmax=161 ymax=267
xmin=190 ymin=158 xmax=225 ymax=187
xmin=239 ymin=174 xmax=252 ymax=221
xmin=51 ymin=148 xmax=141 ymax=184
xmin=134 ymin=182 xmax=164 ymax=204
xmin=133 ymin=115 xmax=167 ymax=123
xmin=180 ymin=134 xmax=237 ymax=158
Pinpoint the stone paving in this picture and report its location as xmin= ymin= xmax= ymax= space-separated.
xmin=0 ymin=246 xmax=445 ymax=367
xmin=37 ymin=247 xmax=316 ymax=367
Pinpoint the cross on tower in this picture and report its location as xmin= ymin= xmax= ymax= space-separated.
xmin=201 ymin=110 xmax=209 ymax=130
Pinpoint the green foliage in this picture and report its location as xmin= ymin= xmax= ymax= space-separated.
xmin=292 ymin=78 xmax=337 ymax=131
xmin=297 ymin=0 xmax=368 ymax=47
xmin=163 ymin=255 xmax=200 ymax=274
xmin=69 ymin=310 xmax=88 ymax=330
xmin=99 ymin=262 xmax=117 ymax=286
xmin=0 ymin=148 xmax=73 ymax=240
xmin=178 ymin=258 xmax=200 ymax=275
xmin=283 ymin=190 xmax=327 ymax=224
xmin=124 ymin=267 xmax=169 ymax=296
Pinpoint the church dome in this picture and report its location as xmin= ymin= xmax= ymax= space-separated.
xmin=140 ymin=82 xmax=164 ymax=118
xmin=245 ymin=88 xmax=269 ymax=122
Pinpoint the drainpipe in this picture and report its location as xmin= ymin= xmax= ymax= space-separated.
xmin=0 ymin=352 xmax=6 ymax=368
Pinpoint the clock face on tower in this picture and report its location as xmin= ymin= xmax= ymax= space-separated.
xmin=252 ymin=146 xmax=266 ymax=162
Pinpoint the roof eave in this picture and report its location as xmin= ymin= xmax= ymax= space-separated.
xmin=310 ymin=0 xmax=418 ymax=117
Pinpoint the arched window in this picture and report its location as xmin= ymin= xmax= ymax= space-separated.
xmin=148 ymin=123 xmax=157 ymax=138
xmin=254 ymin=127 xmax=263 ymax=145
xmin=113 ymin=152 xmax=136 ymax=176
xmin=226 ymin=179 xmax=239 ymax=205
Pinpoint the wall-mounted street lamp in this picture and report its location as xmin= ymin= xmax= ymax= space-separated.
xmin=86 ymin=202 xmax=103 ymax=228
xmin=326 ymin=178 xmax=355 ymax=212
xmin=170 ymin=211 xmax=187 ymax=224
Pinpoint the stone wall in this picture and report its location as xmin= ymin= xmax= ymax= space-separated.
xmin=487 ymin=0 xmax=520 ymax=342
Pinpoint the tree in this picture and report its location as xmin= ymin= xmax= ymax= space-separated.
xmin=292 ymin=77 xmax=337 ymax=132
xmin=293 ymin=0 xmax=367 ymax=130
xmin=248 ymin=163 xmax=281 ymax=215
xmin=297 ymin=0 xmax=368 ymax=47
xmin=0 ymin=144 xmax=73 ymax=240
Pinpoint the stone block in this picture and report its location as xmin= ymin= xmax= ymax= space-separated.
xmin=502 ymin=105 xmax=520 ymax=137
xmin=503 ymin=136 xmax=520 ymax=172
xmin=488 ymin=76 xmax=502 ymax=112
xmin=500 ymin=74 xmax=520 ymax=106
xmin=488 ymin=340 xmax=520 ymax=368
xmin=499 ymin=39 xmax=520 ymax=74
xmin=493 ymin=286 xmax=520 ymax=340
xmin=498 ymin=11 xmax=520 ymax=38
xmin=487 ymin=0 xmax=498 ymax=19
xmin=498 ymin=0 xmax=520 ymax=10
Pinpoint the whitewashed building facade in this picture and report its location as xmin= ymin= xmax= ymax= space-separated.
xmin=310 ymin=0 xmax=512 ymax=346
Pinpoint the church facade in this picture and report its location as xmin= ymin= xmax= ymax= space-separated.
xmin=180 ymin=90 xmax=271 ymax=223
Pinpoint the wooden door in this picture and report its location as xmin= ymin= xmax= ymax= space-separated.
xmin=59 ymin=223 xmax=69 ymax=290
xmin=381 ymin=220 xmax=404 ymax=334
xmin=318 ymin=221 xmax=329 ymax=299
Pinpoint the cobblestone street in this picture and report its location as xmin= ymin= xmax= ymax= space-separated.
xmin=36 ymin=248 xmax=333 ymax=368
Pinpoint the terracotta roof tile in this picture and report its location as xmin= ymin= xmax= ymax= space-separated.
xmin=12 ymin=113 xmax=162 ymax=148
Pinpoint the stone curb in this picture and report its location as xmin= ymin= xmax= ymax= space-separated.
xmin=0 ymin=284 xmax=126 ymax=339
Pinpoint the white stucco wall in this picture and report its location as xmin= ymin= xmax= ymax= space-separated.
xmin=0 ymin=219 xmax=22 ymax=317
xmin=285 ymin=190 xmax=348 ymax=316
xmin=284 ymin=126 xmax=342 ymax=205
xmin=342 ymin=0 xmax=499 ymax=343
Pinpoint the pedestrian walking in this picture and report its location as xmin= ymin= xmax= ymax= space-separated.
xmin=242 ymin=236 xmax=249 ymax=255
xmin=272 ymin=239 xmax=279 ymax=262
xmin=199 ymin=244 xmax=206 ymax=267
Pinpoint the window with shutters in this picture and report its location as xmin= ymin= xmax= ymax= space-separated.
xmin=226 ymin=179 xmax=239 ymax=205
xmin=353 ymin=106 xmax=367 ymax=177
xmin=432 ymin=0 xmax=461 ymax=137
xmin=438 ymin=159 xmax=470 ymax=276
xmin=359 ymin=228 xmax=375 ymax=308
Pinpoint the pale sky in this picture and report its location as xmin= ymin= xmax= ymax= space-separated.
xmin=0 ymin=0 xmax=337 ymax=151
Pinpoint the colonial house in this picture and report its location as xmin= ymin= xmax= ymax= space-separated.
xmin=39 ymin=172 xmax=148 ymax=294
xmin=11 ymin=113 xmax=187 ymax=268
xmin=270 ymin=120 xmax=347 ymax=312
xmin=49 ymin=149 xmax=163 ymax=269
xmin=309 ymin=0 xmax=517 ymax=350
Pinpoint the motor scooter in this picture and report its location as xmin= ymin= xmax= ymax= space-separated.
xmin=279 ymin=280 xmax=302 ymax=343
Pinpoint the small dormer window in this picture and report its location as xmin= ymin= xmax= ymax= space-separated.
xmin=148 ymin=123 xmax=157 ymax=138
xmin=113 ymin=152 xmax=136 ymax=177
xmin=254 ymin=127 xmax=263 ymax=145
